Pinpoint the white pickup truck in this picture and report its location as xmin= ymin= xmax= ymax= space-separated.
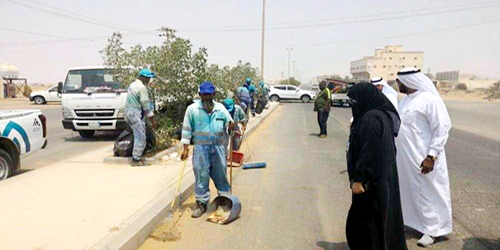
xmin=29 ymin=85 xmax=61 ymax=105
xmin=58 ymin=66 xmax=129 ymax=138
xmin=0 ymin=110 xmax=47 ymax=180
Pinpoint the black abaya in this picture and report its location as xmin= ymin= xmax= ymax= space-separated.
xmin=346 ymin=83 xmax=407 ymax=250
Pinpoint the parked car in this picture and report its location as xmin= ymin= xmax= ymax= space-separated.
xmin=269 ymin=85 xmax=316 ymax=103
xmin=29 ymin=85 xmax=61 ymax=105
xmin=0 ymin=110 xmax=47 ymax=180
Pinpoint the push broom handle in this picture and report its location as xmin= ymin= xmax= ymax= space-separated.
xmin=229 ymin=130 xmax=234 ymax=195
xmin=170 ymin=159 xmax=188 ymax=211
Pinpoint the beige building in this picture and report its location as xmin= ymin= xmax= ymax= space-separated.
xmin=350 ymin=45 xmax=424 ymax=82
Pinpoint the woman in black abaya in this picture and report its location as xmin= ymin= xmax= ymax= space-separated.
xmin=346 ymin=82 xmax=407 ymax=250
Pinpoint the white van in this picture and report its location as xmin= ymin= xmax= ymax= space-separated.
xmin=58 ymin=66 xmax=128 ymax=138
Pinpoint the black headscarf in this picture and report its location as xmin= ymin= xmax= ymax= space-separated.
xmin=347 ymin=82 xmax=400 ymax=136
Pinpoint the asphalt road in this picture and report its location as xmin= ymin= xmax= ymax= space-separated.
xmin=0 ymin=101 xmax=117 ymax=175
xmin=141 ymin=100 xmax=500 ymax=250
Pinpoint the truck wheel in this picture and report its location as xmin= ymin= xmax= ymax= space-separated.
xmin=0 ymin=149 xmax=13 ymax=181
xmin=301 ymin=95 xmax=311 ymax=103
xmin=34 ymin=96 xmax=46 ymax=105
xmin=270 ymin=95 xmax=280 ymax=102
xmin=78 ymin=130 xmax=95 ymax=138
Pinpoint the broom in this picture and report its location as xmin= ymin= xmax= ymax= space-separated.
xmin=241 ymin=126 xmax=267 ymax=170
xmin=150 ymin=159 xmax=188 ymax=242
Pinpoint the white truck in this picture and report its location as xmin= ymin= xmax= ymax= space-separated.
xmin=29 ymin=85 xmax=62 ymax=105
xmin=58 ymin=66 xmax=129 ymax=138
xmin=331 ymin=93 xmax=351 ymax=107
xmin=0 ymin=110 xmax=47 ymax=180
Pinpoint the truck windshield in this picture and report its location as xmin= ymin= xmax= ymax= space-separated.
xmin=63 ymin=69 xmax=126 ymax=93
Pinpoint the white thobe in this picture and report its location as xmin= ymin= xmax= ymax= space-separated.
xmin=395 ymin=91 xmax=453 ymax=237
xmin=382 ymin=90 xmax=398 ymax=111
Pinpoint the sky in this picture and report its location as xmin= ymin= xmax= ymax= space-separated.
xmin=1 ymin=0 xmax=499 ymax=84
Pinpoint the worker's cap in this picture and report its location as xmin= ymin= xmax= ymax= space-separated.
xmin=223 ymin=98 xmax=235 ymax=112
xmin=199 ymin=81 xmax=216 ymax=94
xmin=259 ymin=81 xmax=265 ymax=86
xmin=138 ymin=68 xmax=156 ymax=78
xmin=245 ymin=77 xmax=252 ymax=83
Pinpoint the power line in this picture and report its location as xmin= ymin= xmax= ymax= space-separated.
xmin=1 ymin=0 xmax=151 ymax=34
xmin=1 ymin=0 xmax=497 ymax=48
xmin=266 ymin=0 xmax=500 ymax=26
xmin=0 ymin=26 xmax=104 ymax=43
xmin=177 ymin=1 xmax=500 ymax=33
xmin=178 ymin=3 xmax=499 ymax=32
xmin=275 ymin=18 xmax=500 ymax=48
xmin=24 ymin=0 xmax=146 ymax=33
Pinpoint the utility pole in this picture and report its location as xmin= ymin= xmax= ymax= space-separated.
xmin=292 ymin=61 xmax=297 ymax=79
xmin=285 ymin=48 xmax=293 ymax=85
xmin=260 ymin=0 xmax=266 ymax=81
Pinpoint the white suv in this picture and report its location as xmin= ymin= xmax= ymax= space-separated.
xmin=269 ymin=85 xmax=316 ymax=103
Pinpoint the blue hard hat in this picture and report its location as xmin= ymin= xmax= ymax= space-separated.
xmin=138 ymin=68 xmax=156 ymax=78
xmin=199 ymin=81 xmax=216 ymax=94
xmin=245 ymin=77 xmax=252 ymax=83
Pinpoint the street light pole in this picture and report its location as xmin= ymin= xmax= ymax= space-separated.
xmin=260 ymin=0 xmax=266 ymax=81
xmin=286 ymin=48 xmax=293 ymax=85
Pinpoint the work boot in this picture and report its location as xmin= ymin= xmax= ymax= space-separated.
xmin=130 ymin=158 xmax=149 ymax=167
xmin=319 ymin=134 xmax=327 ymax=138
xmin=191 ymin=201 xmax=207 ymax=218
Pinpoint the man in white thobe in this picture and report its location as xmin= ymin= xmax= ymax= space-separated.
xmin=371 ymin=76 xmax=399 ymax=110
xmin=395 ymin=68 xmax=452 ymax=247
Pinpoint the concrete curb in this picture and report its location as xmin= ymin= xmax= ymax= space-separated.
xmin=90 ymin=102 xmax=280 ymax=250
xmin=103 ymin=143 xmax=183 ymax=165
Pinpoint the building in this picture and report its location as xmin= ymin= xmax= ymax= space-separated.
xmin=350 ymin=45 xmax=424 ymax=82
xmin=436 ymin=71 xmax=459 ymax=81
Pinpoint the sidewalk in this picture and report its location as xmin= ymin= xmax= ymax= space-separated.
xmin=0 ymin=102 xmax=279 ymax=250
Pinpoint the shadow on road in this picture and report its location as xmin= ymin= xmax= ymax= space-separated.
xmin=331 ymin=105 xmax=351 ymax=109
xmin=275 ymin=100 xmax=311 ymax=104
xmin=316 ymin=241 xmax=349 ymax=250
xmin=9 ymin=169 xmax=33 ymax=179
xmin=462 ymin=237 xmax=500 ymax=250
xmin=63 ymin=132 xmax=119 ymax=142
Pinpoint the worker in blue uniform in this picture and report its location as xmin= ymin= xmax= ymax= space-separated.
xmin=180 ymin=81 xmax=236 ymax=218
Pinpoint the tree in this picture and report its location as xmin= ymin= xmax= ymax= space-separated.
xmin=100 ymin=28 xmax=261 ymax=150
xmin=280 ymin=77 xmax=301 ymax=86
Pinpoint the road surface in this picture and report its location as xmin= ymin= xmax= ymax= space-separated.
xmin=141 ymin=100 xmax=500 ymax=250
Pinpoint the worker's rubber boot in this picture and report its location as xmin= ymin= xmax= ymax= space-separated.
xmin=191 ymin=201 xmax=207 ymax=218
xmin=130 ymin=158 xmax=150 ymax=167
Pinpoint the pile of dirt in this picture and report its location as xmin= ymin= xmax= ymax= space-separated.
xmin=207 ymin=205 xmax=231 ymax=224
xmin=439 ymin=89 xmax=491 ymax=101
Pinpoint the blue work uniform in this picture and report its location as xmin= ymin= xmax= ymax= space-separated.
xmin=181 ymin=100 xmax=234 ymax=204
xmin=125 ymin=79 xmax=153 ymax=161
xmin=237 ymin=86 xmax=251 ymax=113
xmin=247 ymin=84 xmax=257 ymax=114
xmin=223 ymin=104 xmax=247 ymax=151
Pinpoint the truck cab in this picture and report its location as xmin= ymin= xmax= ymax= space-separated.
xmin=58 ymin=67 xmax=128 ymax=138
